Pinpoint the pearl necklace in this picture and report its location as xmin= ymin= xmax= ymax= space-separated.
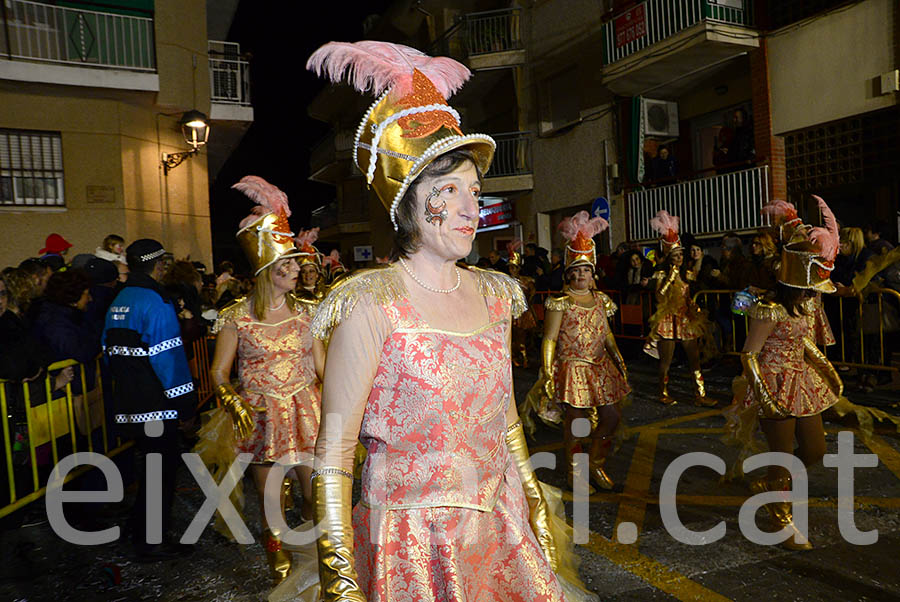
xmin=568 ymin=287 xmax=592 ymax=296
xmin=399 ymin=258 xmax=461 ymax=294
xmin=269 ymin=296 xmax=286 ymax=311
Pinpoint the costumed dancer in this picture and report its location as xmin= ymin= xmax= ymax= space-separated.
xmin=322 ymin=249 xmax=348 ymax=285
xmin=730 ymin=195 xmax=844 ymax=550
xmin=208 ymin=176 xmax=325 ymax=583
xmin=644 ymin=210 xmax=716 ymax=406
xmin=541 ymin=211 xmax=630 ymax=492
xmin=295 ymin=227 xmax=328 ymax=303
xmin=507 ymin=239 xmax=538 ymax=367
xmin=307 ymin=40 xmax=596 ymax=601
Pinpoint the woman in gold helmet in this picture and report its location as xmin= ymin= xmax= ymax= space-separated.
xmin=207 ymin=176 xmax=325 ymax=583
xmin=507 ymin=239 xmax=538 ymax=367
xmin=306 ymin=41 xmax=595 ymax=602
xmin=294 ymin=227 xmax=327 ymax=303
xmin=644 ymin=210 xmax=716 ymax=407
xmin=731 ymin=195 xmax=843 ymax=551
xmin=540 ymin=211 xmax=630 ymax=493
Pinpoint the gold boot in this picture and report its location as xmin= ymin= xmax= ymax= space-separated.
xmin=753 ymin=477 xmax=813 ymax=551
xmin=659 ymin=375 xmax=676 ymax=405
xmin=264 ymin=529 xmax=292 ymax=583
xmin=692 ymin=370 xmax=717 ymax=407
xmin=565 ymin=441 xmax=596 ymax=495
xmin=282 ymin=477 xmax=294 ymax=511
xmin=589 ymin=435 xmax=614 ymax=490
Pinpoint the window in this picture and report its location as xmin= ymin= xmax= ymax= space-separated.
xmin=0 ymin=129 xmax=64 ymax=207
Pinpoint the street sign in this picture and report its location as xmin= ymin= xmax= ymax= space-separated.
xmin=353 ymin=245 xmax=373 ymax=262
xmin=591 ymin=196 xmax=611 ymax=221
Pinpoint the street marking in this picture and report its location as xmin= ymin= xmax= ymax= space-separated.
xmin=614 ymin=430 xmax=658 ymax=540
xmin=861 ymin=433 xmax=900 ymax=483
xmin=585 ymin=532 xmax=732 ymax=602
xmin=632 ymin=409 xmax=723 ymax=431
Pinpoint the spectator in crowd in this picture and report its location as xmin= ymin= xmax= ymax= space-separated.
xmin=548 ymin=247 xmax=565 ymax=292
xmin=684 ymin=240 xmax=718 ymax=294
xmin=747 ymin=232 xmax=779 ymax=294
xmin=95 ymin=234 xmax=126 ymax=264
xmin=728 ymin=108 xmax=754 ymax=164
xmin=521 ymin=242 xmax=540 ymax=278
xmin=82 ymin=257 xmax=121 ymax=334
xmin=38 ymin=233 xmax=73 ymax=271
xmin=30 ymin=269 xmax=101 ymax=394
xmin=103 ymin=239 xmax=197 ymax=562
xmin=711 ymin=232 xmax=750 ymax=290
xmin=0 ymin=271 xmax=60 ymax=384
xmin=864 ymin=222 xmax=894 ymax=256
xmin=832 ymin=227 xmax=870 ymax=293
xmin=488 ymin=249 xmax=507 ymax=273
xmin=615 ymin=250 xmax=654 ymax=305
xmin=162 ymin=260 xmax=208 ymax=362
xmin=649 ymin=145 xmax=677 ymax=181
xmin=17 ymin=258 xmax=52 ymax=302
xmin=115 ymin=259 xmax=129 ymax=283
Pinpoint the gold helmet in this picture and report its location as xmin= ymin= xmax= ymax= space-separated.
xmin=506 ymin=239 xmax=523 ymax=267
xmin=776 ymin=195 xmax=838 ymax=293
xmin=649 ymin=210 xmax=682 ymax=257
xmin=307 ymin=41 xmax=495 ymax=229
xmin=761 ymin=199 xmax=808 ymax=245
xmin=232 ymin=176 xmax=300 ymax=275
xmin=295 ymin=228 xmax=322 ymax=271
xmin=558 ymin=210 xmax=609 ymax=270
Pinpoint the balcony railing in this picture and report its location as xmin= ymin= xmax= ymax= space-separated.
xmin=0 ymin=0 xmax=155 ymax=71
xmin=602 ymin=0 xmax=754 ymax=66
xmin=429 ymin=8 xmax=522 ymax=61
xmin=488 ymin=132 xmax=532 ymax=178
xmin=627 ymin=164 xmax=769 ymax=240
xmin=209 ymin=41 xmax=250 ymax=106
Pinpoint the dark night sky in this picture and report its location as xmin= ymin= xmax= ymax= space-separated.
xmin=209 ymin=1 xmax=392 ymax=269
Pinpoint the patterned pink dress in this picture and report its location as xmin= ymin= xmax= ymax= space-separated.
xmin=345 ymin=274 xmax=565 ymax=601
xmin=550 ymin=292 xmax=630 ymax=408
xmin=215 ymin=297 xmax=321 ymax=464
xmin=742 ymin=302 xmax=839 ymax=417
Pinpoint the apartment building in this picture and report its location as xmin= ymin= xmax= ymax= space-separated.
xmin=0 ymin=0 xmax=253 ymax=269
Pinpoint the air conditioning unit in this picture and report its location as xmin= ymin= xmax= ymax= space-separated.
xmin=642 ymin=98 xmax=679 ymax=138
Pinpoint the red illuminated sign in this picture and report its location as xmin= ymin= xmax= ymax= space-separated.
xmin=614 ymin=4 xmax=647 ymax=48
xmin=479 ymin=200 xmax=514 ymax=228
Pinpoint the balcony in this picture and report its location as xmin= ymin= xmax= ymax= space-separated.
xmin=208 ymin=41 xmax=253 ymax=122
xmin=601 ymin=0 xmax=759 ymax=97
xmin=627 ymin=164 xmax=769 ymax=241
xmin=483 ymin=132 xmax=533 ymax=194
xmin=309 ymin=130 xmax=355 ymax=185
xmin=430 ymin=8 xmax=524 ymax=71
xmin=0 ymin=0 xmax=158 ymax=90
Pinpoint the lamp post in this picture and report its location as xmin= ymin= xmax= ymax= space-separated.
xmin=162 ymin=110 xmax=210 ymax=175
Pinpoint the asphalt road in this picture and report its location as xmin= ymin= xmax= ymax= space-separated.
xmin=2 ymin=349 xmax=899 ymax=601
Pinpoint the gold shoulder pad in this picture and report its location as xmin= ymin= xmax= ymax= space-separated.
xmin=212 ymin=296 xmax=249 ymax=335
xmin=597 ymin=291 xmax=618 ymax=317
xmin=747 ymin=300 xmax=789 ymax=322
xmin=544 ymin=294 xmax=571 ymax=313
xmin=466 ymin=266 xmax=528 ymax=318
xmin=309 ymin=266 xmax=405 ymax=340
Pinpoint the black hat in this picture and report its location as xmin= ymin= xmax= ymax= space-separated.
xmin=70 ymin=253 xmax=95 ymax=270
xmin=126 ymin=239 xmax=165 ymax=267
xmin=84 ymin=257 xmax=119 ymax=285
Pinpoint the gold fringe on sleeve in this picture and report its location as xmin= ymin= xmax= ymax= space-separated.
xmin=747 ymin=300 xmax=788 ymax=322
xmin=598 ymin=291 xmax=618 ymax=318
xmin=309 ymin=266 xmax=405 ymax=341
xmin=544 ymin=294 xmax=571 ymax=313
xmin=470 ymin=266 xmax=528 ymax=318
xmin=212 ymin=297 xmax=249 ymax=335
xmin=192 ymin=407 xmax=245 ymax=541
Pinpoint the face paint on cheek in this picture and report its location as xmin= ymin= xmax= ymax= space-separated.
xmin=274 ymin=264 xmax=290 ymax=279
xmin=424 ymin=186 xmax=449 ymax=227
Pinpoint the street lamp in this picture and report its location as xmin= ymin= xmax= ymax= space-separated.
xmin=162 ymin=110 xmax=210 ymax=175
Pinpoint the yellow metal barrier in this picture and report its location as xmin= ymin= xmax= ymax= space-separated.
xmin=0 ymin=355 xmax=133 ymax=519
xmin=692 ymin=288 xmax=899 ymax=374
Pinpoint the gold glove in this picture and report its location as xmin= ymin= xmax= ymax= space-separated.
xmin=312 ymin=469 xmax=366 ymax=601
xmin=740 ymin=352 xmax=790 ymax=419
xmin=802 ymin=337 xmax=843 ymax=396
xmin=607 ymin=332 xmax=628 ymax=381
xmin=215 ymin=382 xmax=255 ymax=440
xmin=506 ymin=421 xmax=558 ymax=571
xmin=658 ymin=265 xmax=679 ymax=296
xmin=541 ymin=337 xmax=556 ymax=400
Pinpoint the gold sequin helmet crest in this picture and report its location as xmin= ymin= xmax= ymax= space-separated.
xmin=232 ymin=176 xmax=300 ymax=276
xmin=558 ymin=210 xmax=609 ymax=270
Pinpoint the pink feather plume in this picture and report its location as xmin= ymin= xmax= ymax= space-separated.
xmin=557 ymin=210 xmax=609 ymax=241
xmin=232 ymin=176 xmax=291 ymax=228
xmin=375 ymin=255 xmax=391 ymax=265
xmin=294 ymin=227 xmax=320 ymax=249
xmin=506 ymin=239 xmax=522 ymax=255
xmin=808 ymin=195 xmax=839 ymax=262
xmin=322 ymin=249 xmax=343 ymax=269
xmin=760 ymin=200 xmax=799 ymax=223
xmin=649 ymin=210 xmax=680 ymax=241
xmin=306 ymin=41 xmax=471 ymax=99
